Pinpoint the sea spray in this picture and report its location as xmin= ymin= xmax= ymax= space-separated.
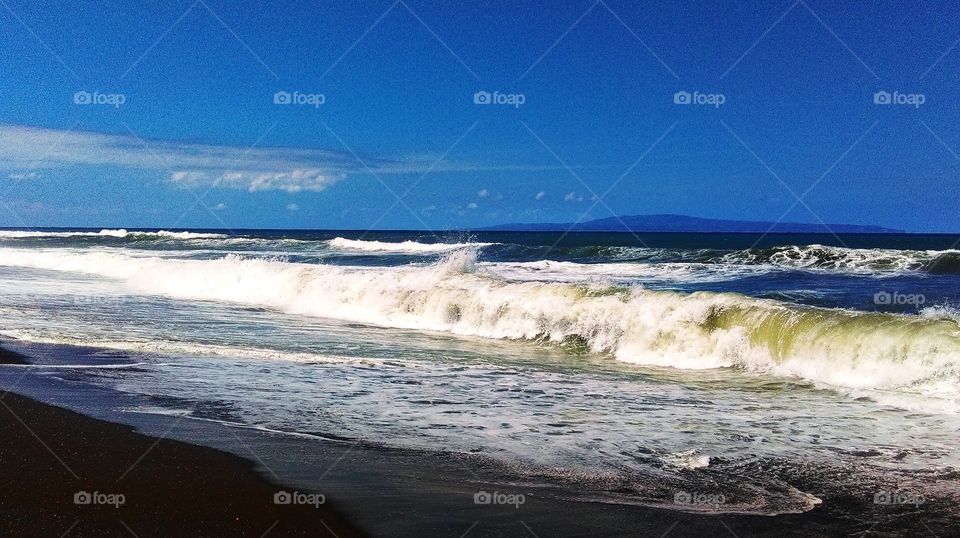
xmin=0 ymin=246 xmax=958 ymax=411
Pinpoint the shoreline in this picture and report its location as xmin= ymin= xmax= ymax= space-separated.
xmin=2 ymin=339 xmax=959 ymax=536
xmin=0 ymin=380 xmax=362 ymax=535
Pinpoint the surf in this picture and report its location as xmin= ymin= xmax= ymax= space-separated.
xmin=0 ymin=247 xmax=957 ymax=412
xmin=326 ymin=237 xmax=493 ymax=253
xmin=720 ymin=244 xmax=960 ymax=274
xmin=0 ymin=229 xmax=226 ymax=240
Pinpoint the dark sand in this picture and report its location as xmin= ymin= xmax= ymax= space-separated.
xmin=0 ymin=388 xmax=362 ymax=536
xmin=0 ymin=346 xmax=28 ymax=364
xmin=1 ymin=341 xmax=958 ymax=537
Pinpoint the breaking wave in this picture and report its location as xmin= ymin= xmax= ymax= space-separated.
xmin=0 ymin=247 xmax=957 ymax=412
xmin=0 ymin=229 xmax=226 ymax=240
xmin=327 ymin=237 xmax=492 ymax=253
xmin=486 ymin=244 xmax=960 ymax=275
xmin=3 ymin=230 xmax=958 ymax=277
xmin=719 ymin=245 xmax=960 ymax=274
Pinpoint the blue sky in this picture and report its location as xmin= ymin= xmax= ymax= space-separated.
xmin=0 ymin=0 xmax=958 ymax=231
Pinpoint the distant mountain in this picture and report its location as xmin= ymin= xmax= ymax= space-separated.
xmin=480 ymin=214 xmax=903 ymax=234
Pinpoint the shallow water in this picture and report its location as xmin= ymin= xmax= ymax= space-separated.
xmin=0 ymin=229 xmax=958 ymax=503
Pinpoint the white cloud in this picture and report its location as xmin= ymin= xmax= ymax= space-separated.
xmin=286 ymin=203 xmax=299 ymax=211
xmin=535 ymin=191 xmax=546 ymax=200
xmin=467 ymin=202 xmax=478 ymax=209
xmin=0 ymin=124 xmax=397 ymax=193
xmin=172 ymin=169 xmax=339 ymax=193
xmin=564 ymin=191 xmax=584 ymax=202
xmin=0 ymin=124 xmax=602 ymax=201
xmin=0 ymin=125 xmax=600 ymax=199
xmin=212 ymin=203 xmax=227 ymax=211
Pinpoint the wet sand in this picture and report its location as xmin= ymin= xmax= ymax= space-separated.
xmin=1 ymin=341 xmax=958 ymax=537
xmin=0 ymin=388 xmax=362 ymax=536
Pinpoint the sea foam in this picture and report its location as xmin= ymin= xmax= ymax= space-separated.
xmin=0 ymin=229 xmax=226 ymax=239
xmin=1 ymin=247 xmax=957 ymax=412
xmin=327 ymin=237 xmax=492 ymax=253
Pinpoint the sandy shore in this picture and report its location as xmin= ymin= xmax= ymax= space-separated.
xmin=0 ymin=374 xmax=362 ymax=535
xmin=1 ymin=340 xmax=958 ymax=537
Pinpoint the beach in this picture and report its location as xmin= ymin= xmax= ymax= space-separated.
xmin=0 ymin=343 xmax=960 ymax=537
xmin=0 ymin=230 xmax=959 ymax=536
xmin=4 ymin=0 xmax=958 ymax=533
xmin=0 ymin=347 xmax=360 ymax=536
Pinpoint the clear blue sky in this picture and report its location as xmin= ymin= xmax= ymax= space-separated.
xmin=0 ymin=0 xmax=958 ymax=231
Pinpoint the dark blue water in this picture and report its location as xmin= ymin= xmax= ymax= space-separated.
xmin=3 ymin=228 xmax=958 ymax=313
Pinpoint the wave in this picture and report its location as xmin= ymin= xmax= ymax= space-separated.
xmin=719 ymin=244 xmax=960 ymax=274
xmin=0 ymin=248 xmax=957 ymax=412
xmin=327 ymin=237 xmax=492 ymax=253
xmin=534 ymin=244 xmax=960 ymax=275
xmin=0 ymin=328 xmax=388 ymax=366
xmin=0 ymin=229 xmax=226 ymax=240
xmin=486 ymin=243 xmax=960 ymax=276
xmin=0 ymin=361 xmax=148 ymax=369
xmin=485 ymin=260 xmax=769 ymax=284
xmin=4 ymin=230 xmax=957 ymax=276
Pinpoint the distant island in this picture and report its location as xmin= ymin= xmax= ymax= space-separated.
xmin=480 ymin=214 xmax=903 ymax=234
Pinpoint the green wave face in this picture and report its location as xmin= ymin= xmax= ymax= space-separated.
xmin=0 ymin=246 xmax=958 ymax=412
xmin=688 ymin=294 xmax=960 ymax=396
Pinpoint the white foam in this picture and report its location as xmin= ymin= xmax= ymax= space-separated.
xmin=0 ymin=362 xmax=148 ymax=369
xmin=0 ymin=229 xmax=226 ymax=239
xmin=149 ymin=230 xmax=227 ymax=239
xmin=327 ymin=237 xmax=491 ymax=253
xmin=662 ymin=449 xmax=711 ymax=469
xmin=0 ymin=328 xmax=389 ymax=366
xmin=724 ymin=244 xmax=960 ymax=274
xmin=0 ymin=247 xmax=957 ymax=413
xmin=486 ymin=260 xmax=768 ymax=284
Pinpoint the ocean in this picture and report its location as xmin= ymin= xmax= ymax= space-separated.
xmin=1 ymin=228 xmax=959 ymax=516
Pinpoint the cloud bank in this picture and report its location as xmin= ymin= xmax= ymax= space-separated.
xmin=0 ymin=124 xmax=595 ymax=196
xmin=0 ymin=124 xmax=396 ymax=193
